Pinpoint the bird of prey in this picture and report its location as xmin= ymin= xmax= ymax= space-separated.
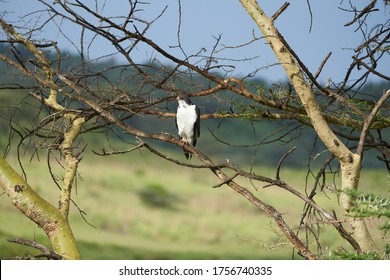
xmin=175 ymin=94 xmax=200 ymax=159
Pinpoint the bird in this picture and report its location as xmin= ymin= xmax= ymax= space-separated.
xmin=175 ymin=93 xmax=200 ymax=159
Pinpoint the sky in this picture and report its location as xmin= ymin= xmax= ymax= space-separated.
xmin=1 ymin=0 xmax=389 ymax=84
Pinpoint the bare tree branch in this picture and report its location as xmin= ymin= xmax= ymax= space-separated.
xmin=357 ymin=89 xmax=390 ymax=156
xmin=6 ymin=238 xmax=62 ymax=260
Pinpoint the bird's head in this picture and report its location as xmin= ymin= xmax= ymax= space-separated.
xmin=176 ymin=94 xmax=192 ymax=107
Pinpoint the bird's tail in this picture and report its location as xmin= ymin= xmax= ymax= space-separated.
xmin=181 ymin=139 xmax=193 ymax=159
xmin=183 ymin=149 xmax=191 ymax=160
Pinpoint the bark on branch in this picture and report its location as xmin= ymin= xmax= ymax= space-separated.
xmin=0 ymin=155 xmax=81 ymax=259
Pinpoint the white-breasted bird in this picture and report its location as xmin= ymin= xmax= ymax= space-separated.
xmin=175 ymin=94 xmax=200 ymax=159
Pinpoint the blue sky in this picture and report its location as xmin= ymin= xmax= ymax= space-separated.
xmin=2 ymin=0 xmax=389 ymax=84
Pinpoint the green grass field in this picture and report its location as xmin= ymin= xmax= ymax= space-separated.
xmin=0 ymin=150 xmax=388 ymax=259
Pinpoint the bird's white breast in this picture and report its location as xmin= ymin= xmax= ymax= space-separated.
xmin=176 ymin=104 xmax=197 ymax=143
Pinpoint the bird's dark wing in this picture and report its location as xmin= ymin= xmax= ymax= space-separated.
xmin=192 ymin=105 xmax=201 ymax=147
xmin=195 ymin=105 xmax=200 ymax=137
xmin=175 ymin=108 xmax=178 ymax=130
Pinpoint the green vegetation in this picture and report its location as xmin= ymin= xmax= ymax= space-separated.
xmin=0 ymin=151 xmax=388 ymax=259
xmin=332 ymin=187 xmax=390 ymax=259
xmin=136 ymin=183 xmax=183 ymax=209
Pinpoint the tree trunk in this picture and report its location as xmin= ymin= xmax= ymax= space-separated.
xmin=340 ymin=155 xmax=376 ymax=252
xmin=0 ymin=155 xmax=81 ymax=259
xmin=239 ymin=0 xmax=377 ymax=253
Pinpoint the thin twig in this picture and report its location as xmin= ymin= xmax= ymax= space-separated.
xmin=7 ymin=238 xmax=62 ymax=260
xmin=92 ymin=143 xmax=145 ymax=156
xmin=344 ymin=0 xmax=378 ymax=27
xmin=305 ymin=0 xmax=313 ymax=33
xmin=313 ymin=52 xmax=332 ymax=81
xmin=352 ymin=56 xmax=390 ymax=81
xmin=212 ymin=172 xmax=239 ymax=188
xmin=276 ymin=147 xmax=296 ymax=180
xmin=271 ymin=2 xmax=290 ymax=22
xmin=357 ymin=89 xmax=390 ymax=156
